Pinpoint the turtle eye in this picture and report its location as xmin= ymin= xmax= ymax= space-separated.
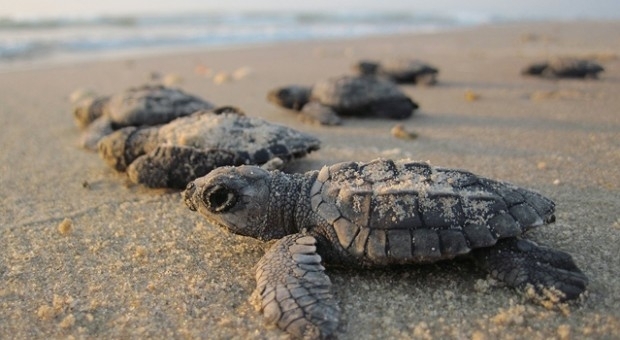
xmin=204 ymin=185 xmax=237 ymax=213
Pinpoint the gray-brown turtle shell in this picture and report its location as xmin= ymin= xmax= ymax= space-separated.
xmin=73 ymin=84 xmax=215 ymax=129
xmin=145 ymin=110 xmax=320 ymax=162
xmin=308 ymin=159 xmax=555 ymax=264
xmin=104 ymin=84 xmax=215 ymax=126
xmin=310 ymin=76 xmax=411 ymax=111
xmin=357 ymin=59 xmax=439 ymax=84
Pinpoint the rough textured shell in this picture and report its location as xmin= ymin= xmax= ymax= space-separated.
xmin=154 ymin=111 xmax=320 ymax=162
xmin=310 ymin=159 xmax=555 ymax=263
xmin=547 ymin=57 xmax=604 ymax=74
xmin=107 ymin=85 xmax=215 ymax=126
xmin=310 ymin=76 xmax=407 ymax=110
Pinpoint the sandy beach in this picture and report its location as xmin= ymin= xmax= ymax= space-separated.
xmin=1 ymin=20 xmax=619 ymax=339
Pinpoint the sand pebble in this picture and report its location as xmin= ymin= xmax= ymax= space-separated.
xmin=491 ymin=304 xmax=526 ymax=326
xmin=471 ymin=330 xmax=487 ymax=340
xmin=58 ymin=218 xmax=73 ymax=236
xmin=36 ymin=305 xmax=56 ymax=320
xmin=133 ymin=245 xmax=148 ymax=259
xmin=537 ymin=161 xmax=547 ymax=170
xmin=391 ymin=124 xmax=418 ymax=140
xmin=464 ymin=90 xmax=481 ymax=102
xmin=213 ymin=71 xmax=231 ymax=84
xmin=59 ymin=314 xmax=76 ymax=329
xmin=232 ymin=66 xmax=253 ymax=80
xmin=557 ymin=324 xmax=571 ymax=340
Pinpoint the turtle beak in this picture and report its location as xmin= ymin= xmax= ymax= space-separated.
xmin=183 ymin=182 xmax=197 ymax=211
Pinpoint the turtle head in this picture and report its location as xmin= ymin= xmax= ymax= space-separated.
xmin=266 ymin=85 xmax=312 ymax=111
xmin=97 ymin=126 xmax=156 ymax=171
xmin=184 ymin=165 xmax=286 ymax=241
xmin=521 ymin=62 xmax=548 ymax=75
xmin=72 ymin=94 xmax=110 ymax=129
xmin=354 ymin=60 xmax=379 ymax=75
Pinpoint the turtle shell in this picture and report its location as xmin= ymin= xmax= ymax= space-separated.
xmin=309 ymin=159 xmax=555 ymax=264
xmin=106 ymin=85 xmax=215 ymax=126
xmin=380 ymin=59 xmax=438 ymax=77
xmin=152 ymin=110 xmax=321 ymax=164
xmin=310 ymin=76 xmax=409 ymax=112
xmin=545 ymin=58 xmax=604 ymax=78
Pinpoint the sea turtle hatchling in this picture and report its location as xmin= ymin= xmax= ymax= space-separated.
xmin=267 ymin=75 xmax=419 ymax=125
xmin=71 ymin=84 xmax=215 ymax=150
xmin=521 ymin=57 xmax=604 ymax=79
xmin=183 ymin=159 xmax=588 ymax=339
xmin=97 ymin=107 xmax=320 ymax=189
xmin=353 ymin=59 xmax=439 ymax=85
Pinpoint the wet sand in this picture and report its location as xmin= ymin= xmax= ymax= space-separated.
xmin=1 ymin=20 xmax=619 ymax=339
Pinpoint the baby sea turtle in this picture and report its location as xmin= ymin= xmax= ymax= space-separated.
xmin=353 ymin=59 xmax=439 ymax=85
xmin=267 ymin=75 xmax=418 ymax=125
xmin=97 ymin=107 xmax=320 ymax=189
xmin=183 ymin=159 xmax=588 ymax=339
xmin=72 ymin=84 xmax=215 ymax=150
xmin=521 ymin=58 xmax=604 ymax=79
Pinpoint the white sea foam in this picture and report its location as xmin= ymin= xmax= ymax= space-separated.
xmin=0 ymin=11 xmax=495 ymax=65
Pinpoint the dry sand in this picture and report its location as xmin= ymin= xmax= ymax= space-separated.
xmin=1 ymin=20 xmax=619 ymax=339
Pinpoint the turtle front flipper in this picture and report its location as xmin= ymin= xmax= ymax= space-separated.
xmin=473 ymin=238 xmax=588 ymax=301
xmin=127 ymin=146 xmax=242 ymax=189
xmin=255 ymin=234 xmax=340 ymax=339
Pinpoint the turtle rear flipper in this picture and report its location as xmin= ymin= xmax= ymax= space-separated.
xmin=367 ymin=97 xmax=418 ymax=120
xmin=255 ymin=234 xmax=340 ymax=339
xmin=414 ymin=72 xmax=438 ymax=86
xmin=301 ymin=102 xmax=342 ymax=125
xmin=73 ymin=95 xmax=110 ymax=129
xmin=98 ymin=126 xmax=159 ymax=171
xmin=127 ymin=146 xmax=242 ymax=189
xmin=473 ymin=238 xmax=588 ymax=301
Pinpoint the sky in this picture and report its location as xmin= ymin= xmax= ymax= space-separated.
xmin=1 ymin=0 xmax=619 ymax=19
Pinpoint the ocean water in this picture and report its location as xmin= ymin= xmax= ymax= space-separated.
xmin=0 ymin=11 xmax=494 ymax=67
